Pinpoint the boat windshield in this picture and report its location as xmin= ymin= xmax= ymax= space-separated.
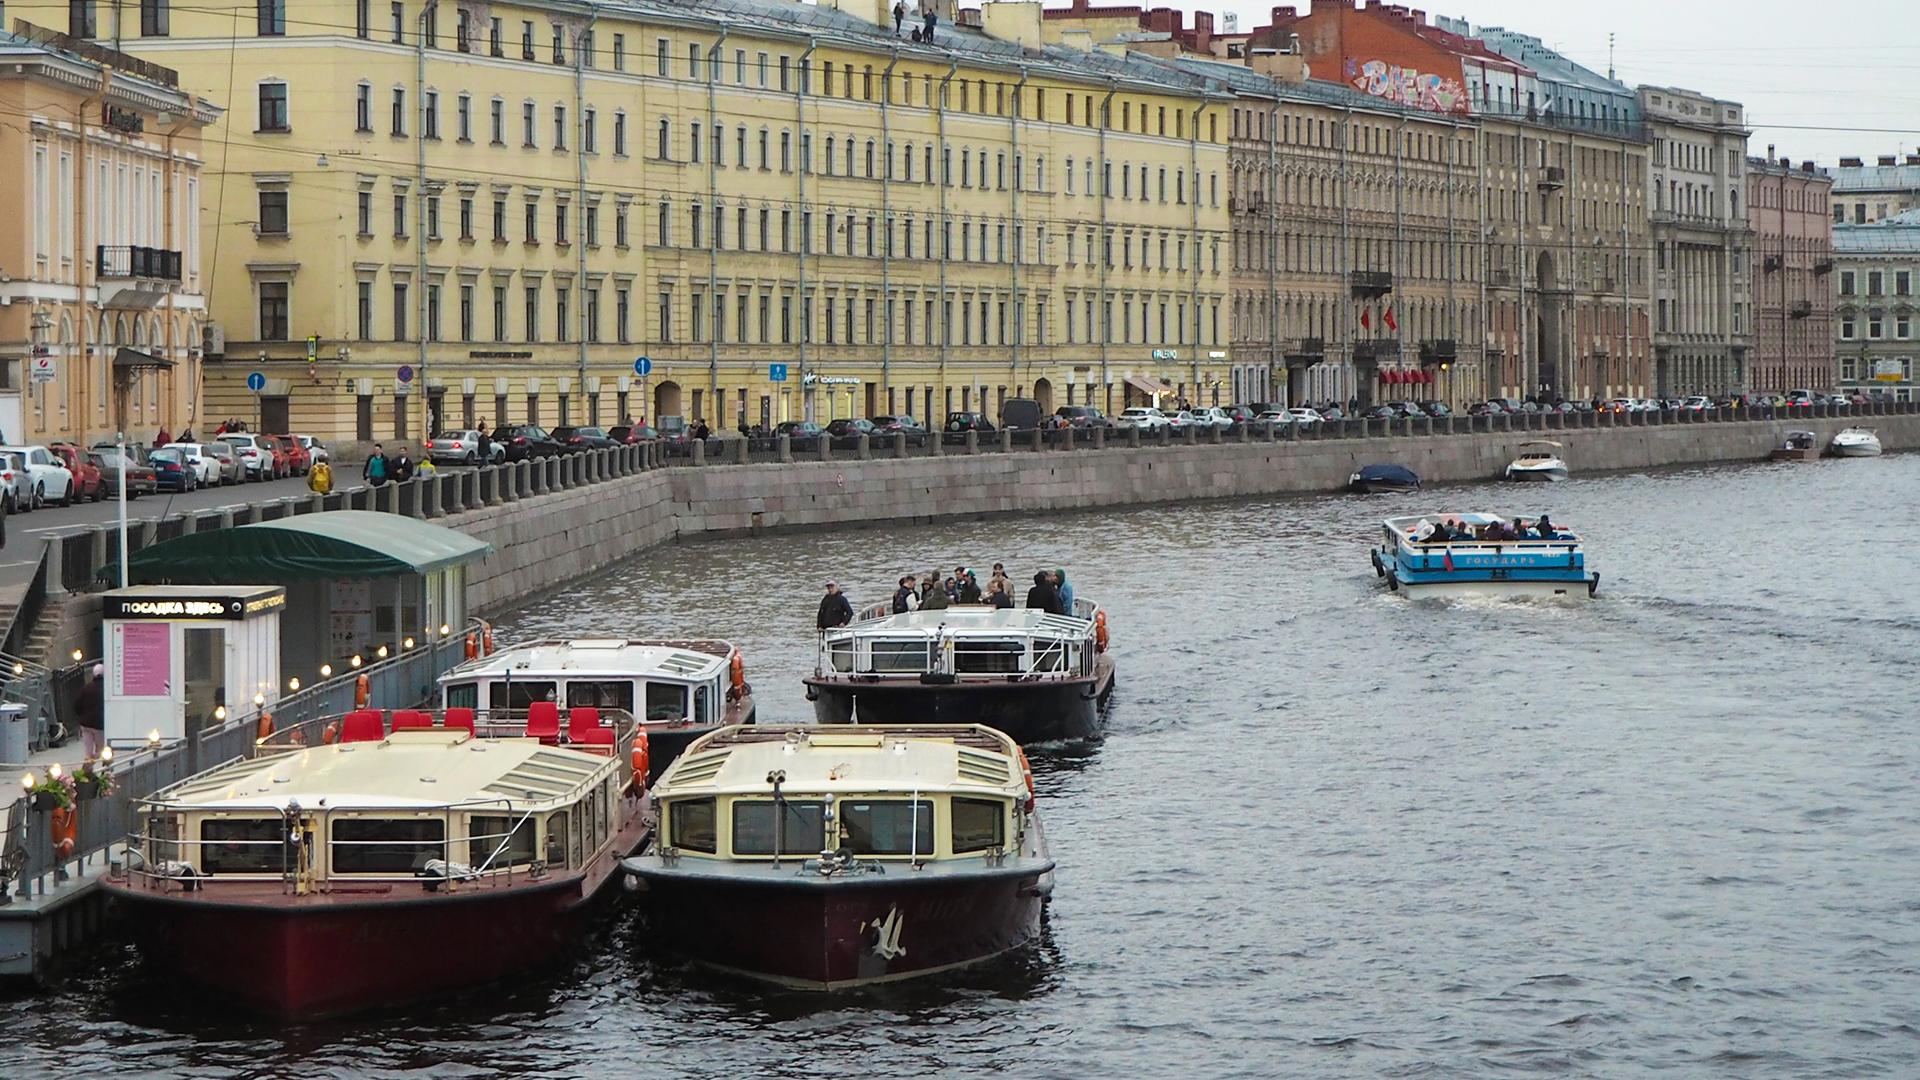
xmin=840 ymin=799 xmax=935 ymax=856
xmin=952 ymin=639 xmax=1024 ymax=674
xmin=951 ymin=797 xmax=1006 ymax=853
xmin=646 ymin=681 xmax=689 ymax=722
xmin=731 ymin=800 xmax=827 ymax=856
xmin=567 ymin=680 xmax=635 ymax=712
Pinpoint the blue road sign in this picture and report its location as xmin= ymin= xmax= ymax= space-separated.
xmin=245 ymin=371 xmax=267 ymax=392
xmin=633 ymin=356 xmax=653 ymax=377
xmin=769 ymin=363 xmax=789 ymax=382
xmin=397 ymin=364 xmax=415 ymax=384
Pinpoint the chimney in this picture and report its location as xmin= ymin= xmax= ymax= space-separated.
xmin=1779 ymin=158 xmax=1789 ymax=168
xmin=1411 ymin=8 xmax=1427 ymax=23
xmin=1766 ymin=143 xmax=1775 ymax=161
xmin=1839 ymin=157 xmax=1863 ymax=168
xmin=982 ymin=1 xmax=1044 ymax=48
xmin=1802 ymin=161 xmax=1815 ymax=173
xmin=1878 ymin=155 xmax=1897 ymax=166
xmin=958 ymin=6 xmax=982 ymax=27
xmin=1193 ymin=9 xmax=1213 ymax=52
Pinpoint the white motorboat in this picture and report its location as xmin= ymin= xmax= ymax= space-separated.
xmin=1829 ymin=427 xmax=1882 ymax=458
xmin=1504 ymin=440 xmax=1569 ymax=482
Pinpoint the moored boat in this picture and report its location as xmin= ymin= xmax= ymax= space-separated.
xmin=437 ymin=637 xmax=754 ymax=780
xmin=1770 ymin=431 xmax=1821 ymax=461
xmin=102 ymin=708 xmax=651 ymax=1017
xmin=1372 ymin=512 xmax=1598 ymax=599
xmin=1829 ymin=427 xmax=1882 ymax=457
xmin=1349 ymin=463 xmax=1421 ymax=493
xmin=1504 ymin=440 xmax=1569 ymax=482
xmin=623 ymin=724 xmax=1053 ymax=990
xmin=805 ymin=600 xmax=1115 ymax=744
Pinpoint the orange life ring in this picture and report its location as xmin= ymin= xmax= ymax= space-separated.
xmin=629 ymin=729 xmax=651 ymax=789
xmin=354 ymin=673 xmax=370 ymax=708
xmin=464 ymin=632 xmax=478 ymax=660
xmin=482 ymin=626 xmax=495 ymax=655
xmin=1016 ymin=747 xmax=1035 ymax=813
xmin=321 ymin=721 xmax=340 ymax=745
xmin=1094 ymin=610 xmax=1110 ymax=653
xmin=730 ymin=651 xmax=746 ymax=692
xmin=50 ymin=806 xmax=77 ymax=859
xmin=256 ymin=711 xmax=275 ymax=742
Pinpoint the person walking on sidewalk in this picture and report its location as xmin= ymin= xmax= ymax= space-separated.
xmin=363 ymin=444 xmax=389 ymax=487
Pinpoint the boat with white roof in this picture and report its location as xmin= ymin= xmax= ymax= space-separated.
xmin=1504 ymin=440 xmax=1570 ymax=482
xmin=1829 ymin=427 xmax=1882 ymax=457
xmin=623 ymin=723 xmax=1053 ymax=990
xmin=436 ymin=638 xmax=754 ymax=780
xmin=806 ymin=601 xmax=1115 ymax=744
xmin=102 ymin=706 xmax=651 ymax=1017
xmin=1372 ymin=512 xmax=1599 ymax=599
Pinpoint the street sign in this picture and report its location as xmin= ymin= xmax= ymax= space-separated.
xmin=1151 ymin=348 xmax=1179 ymax=361
xmin=245 ymin=371 xmax=267 ymax=392
xmin=29 ymin=355 xmax=56 ymax=385
xmin=397 ymin=364 xmax=415 ymax=384
xmin=768 ymin=363 xmax=789 ymax=382
xmin=306 ymin=334 xmax=319 ymax=362
xmin=633 ymin=356 xmax=653 ymax=377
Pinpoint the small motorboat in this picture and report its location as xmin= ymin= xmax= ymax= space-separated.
xmin=1505 ymin=440 xmax=1569 ymax=482
xmin=1372 ymin=512 xmax=1598 ymax=599
xmin=1829 ymin=427 xmax=1883 ymax=458
xmin=1770 ymin=431 xmax=1821 ymax=461
xmin=1349 ymin=463 xmax=1421 ymax=493
xmin=624 ymin=723 xmax=1053 ymax=990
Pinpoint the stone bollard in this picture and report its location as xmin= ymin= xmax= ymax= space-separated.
xmin=1030 ymin=427 xmax=1044 ymax=452
xmin=818 ymin=435 xmax=833 ymax=462
xmin=894 ymin=432 xmax=907 ymax=458
xmin=734 ymin=438 xmax=749 ymax=465
xmin=513 ymin=459 xmax=530 ymax=496
xmin=692 ymin=440 xmax=706 ymax=466
xmin=856 ymin=434 xmax=872 ymax=460
xmin=1206 ymin=425 xmax=1221 ymax=445
xmin=1093 ymin=426 xmax=1107 ymax=450
xmin=1126 ymin=426 xmax=1141 ymax=448
xmin=1183 ymin=425 xmax=1197 ymax=445
xmin=930 ymin=430 xmax=944 ymax=456
xmin=1237 ymin=423 xmax=1251 ymax=444
xmin=966 ymin=430 xmax=979 ymax=455
xmin=998 ymin=429 xmax=1013 ymax=454
xmin=777 ymin=435 xmax=793 ymax=463
xmin=423 ymin=474 xmax=443 ymax=518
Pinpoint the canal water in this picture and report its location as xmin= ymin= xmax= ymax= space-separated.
xmin=5 ymin=455 xmax=1918 ymax=1078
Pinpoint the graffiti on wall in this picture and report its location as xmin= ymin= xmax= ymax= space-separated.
xmin=1345 ymin=58 xmax=1467 ymax=114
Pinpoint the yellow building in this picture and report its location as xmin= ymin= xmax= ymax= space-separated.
xmin=27 ymin=0 xmax=1231 ymax=445
xmin=0 ymin=21 xmax=218 ymax=446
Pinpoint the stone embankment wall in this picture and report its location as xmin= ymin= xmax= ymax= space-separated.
xmin=451 ymin=414 xmax=1918 ymax=613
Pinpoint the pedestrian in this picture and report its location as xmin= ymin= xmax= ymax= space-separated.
xmin=1053 ymin=568 xmax=1075 ymax=615
xmin=364 ymin=443 xmax=389 ymax=486
xmin=692 ymin=417 xmax=711 ymax=441
xmin=816 ymin=581 xmax=854 ymax=630
xmin=892 ymin=575 xmax=917 ymax=614
xmin=922 ymin=0 xmax=936 ymax=38
xmin=1025 ymin=571 xmax=1062 ymax=615
xmin=180 ymin=426 xmax=195 ymax=442
xmin=307 ymin=457 xmax=334 ymax=495
xmin=152 ymin=425 xmax=172 ymax=449
xmin=74 ymin=663 xmax=104 ymax=760
xmin=213 ymin=419 xmax=228 ymax=437
xmin=391 ymin=449 xmax=415 ymax=483
xmin=892 ymin=0 xmax=905 ymax=35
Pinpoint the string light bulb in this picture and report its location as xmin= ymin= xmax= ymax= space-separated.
xmin=376 ymin=645 xmax=389 ymax=659
xmin=288 ymin=677 xmax=301 ymax=691
xmin=214 ymin=705 xmax=227 ymax=722
xmin=147 ymin=729 xmax=161 ymax=747
xmin=439 ymin=623 xmax=451 ymax=636
xmin=71 ymin=648 xmax=83 ymax=662
xmin=320 ymin=663 xmax=333 ymax=678
xmin=47 ymin=762 xmax=62 ymax=780
xmin=402 ymin=636 xmax=415 ymax=650
xmin=20 ymin=772 xmax=35 ymax=791
xmin=100 ymin=745 xmax=114 ymax=764
xmin=350 ymin=655 xmax=363 ymax=669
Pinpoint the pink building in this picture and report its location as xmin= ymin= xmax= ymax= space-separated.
xmin=1746 ymin=153 xmax=1836 ymax=394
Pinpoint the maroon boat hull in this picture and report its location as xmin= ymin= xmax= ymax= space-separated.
xmin=633 ymin=864 xmax=1048 ymax=988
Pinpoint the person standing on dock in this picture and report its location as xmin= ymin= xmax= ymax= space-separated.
xmin=74 ymin=664 xmax=105 ymax=760
xmin=817 ymin=582 xmax=854 ymax=631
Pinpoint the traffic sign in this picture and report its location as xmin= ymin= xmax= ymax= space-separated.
xmin=633 ymin=356 xmax=653 ymax=377
xmin=306 ymin=334 xmax=319 ymax=361
xmin=29 ymin=355 xmax=56 ymax=385
xmin=245 ymin=371 xmax=267 ymax=392
xmin=397 ymin=364 xmax=415 ymax=384
xmin=769 ymin=363 xmax=789 ymax=382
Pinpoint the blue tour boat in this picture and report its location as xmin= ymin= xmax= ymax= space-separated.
xmin=1370 ymin=512 xmax=1599 ymax=599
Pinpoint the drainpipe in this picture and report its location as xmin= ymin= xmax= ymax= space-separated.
xmin=1444 ymin=118 xmax=1457 ymax=409
xmin=1394 ymin=113 xmax=1404 ymax=390
xmin=882 ymin=50 xmax=901 ymax=407
xmin=794 ymin=38 xmax=816 ymax=425
xmin=1097 ymin=80 xmax=1116 ymax=409
xmin=416 ymin=2 xmax=435 ymax=443
xmin=574 ymin=10 xmax=595 ymax=421
xmin=936 ymin=59 xmax=957 ymax=412
xmin=1339 ymin=105 xmax=1351 ymax=406
xmin=1619 ymin=134 xmax=1629 ymax=396
xmin=1188 ymin=102 xmax=1203 ymax=399
xmin=1476 ymin=123 xmax=1487 ymax=403
xmin=1516 ymin=127 xmax=1529 ymax=400
xmin=76 ymin=70 xmax=110 ymax=441
xmin=1009 ymin=66 xmax=1026 ymax=398
xmin=1266 ymin=94 xmax=1278 ymax=405
xmin=706 ymin=27 xmax=729 ymax=423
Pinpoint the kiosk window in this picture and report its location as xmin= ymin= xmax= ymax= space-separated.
xmin=731 ymin=800 xmax=825 ymax=855
xmin=201 ymin=818 xmax=292 ymax=874
xmin=332 ymin=818 xmax=446 ymax=873
xmin=669 ymin=798 xmax=716 ymax=852
xmin=841 ymin=800 xmax=934 ymax=856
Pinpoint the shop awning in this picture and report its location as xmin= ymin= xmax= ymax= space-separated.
xmin=101 ymin=510 xmax=493 ymax=584
xmin=113 ymin=347 xmax=175 ymax=371
xmin=1125 ymin=374 xmax=1176 ymax=397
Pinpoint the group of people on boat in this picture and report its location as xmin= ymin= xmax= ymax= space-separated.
xmin=1416 ymin=514 xmax=1563 ymax=543
xmin=815 ymin=565 xmax=1077 ymax=629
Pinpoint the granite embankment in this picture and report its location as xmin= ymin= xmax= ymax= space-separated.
xmin=451 ymin=413 xmax=1915 ymax=613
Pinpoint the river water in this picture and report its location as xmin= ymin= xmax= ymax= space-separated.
xmin=6 ymin=455 xmax=1919 ymax=1078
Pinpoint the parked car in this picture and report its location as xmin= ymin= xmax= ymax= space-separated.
xmin=0 ymin=445 xmax=75 ymax=507
xmin=48 ymin=443 xmax=104 ymax=502
xmin=1679 ymin=396 xmax=1712 ymax=412
xmin=1418 ymin=401 xmax=1453 ymax=418
xmin=944 ymin=411 xmax=995 ymax=433
xmin=292 ymin=434 xmax=330 ymax=464
xmin=1221 ymin=405 xmax=1260 ymax=426
xmin=772 ymin=420 xmax=824 ymax=441
xmin=823 ymin=418 xmax=879 ymax=444
xmin=217 ymin=433 xmax=273 ymax=479
xmin=490 ymin=424 xmax=564 ymax=460
xmin=428 ymin=430 xmax=505 ymax=465
xmin=552 ymin=425 xmax=619 ymax=452
xmin=147 ymin=447 xmax=197 ymax=492
xmin=88 ymin=449 xmax=157 ymax=498
xmin=162 ymin=443 xmax=221 ymax=487
xmin=998 ymin=398 xmax=1049 ymax=431
xmin=1053 ymin=406 xmax=1112 ymax=429
xmin=249 ymin=434 xmax=291 ymax=477
xmin=204 ymin=441 xmax=245 ymax=484
xmin=1253 ymin=409 xmax=1295 ymax=429
xmin=1288 ymin=407 xmax=1326 ymax=428
xmin=607 ymin=424 xmax=660 ymax=444
xmin=1187 ymin=406 xmax=1234 ymax=430
xmin=1116 ymin=407 xmax=1170 ymax=430
xmin=0 ymin=452 xmax=29 ymax=513
xmin=869 ymin=415 xmax=927 ymax=435
xmin=263 ymin=434 xmax=310 ymax=475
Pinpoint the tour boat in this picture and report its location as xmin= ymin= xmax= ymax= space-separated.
xmin=623 ymin=724 xmax=1053 ymax=990
xmin=1829 ymin=427 xmax=1883 ymax=458
xmin=1770 ymin=430 xmax=1822 ymax=461
xmin=1504 ymin=440 xmax=1569 ymax=482
xmin=437 ymin=638 xmax=754 ymax=781
xmin=805 ymin=599 xmax=1115 ymax=744
xmin=102 ymin=707 xmax=652 ymax=1017
xmin=1349 ymin=463 xmax=1421 ymax=493
xmin=1372 ymin=512 xmax=1598 ymax=599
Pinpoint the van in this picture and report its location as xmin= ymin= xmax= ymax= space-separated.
xmin=999 ymin=398 xmax=1046 ymax=431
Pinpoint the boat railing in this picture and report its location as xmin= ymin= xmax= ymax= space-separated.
xmin=252 ymin=707 xmax=640 ymax=756
xmin=818 ymin=630 xmax=1086 ymax=681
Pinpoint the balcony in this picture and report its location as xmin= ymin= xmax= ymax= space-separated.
xmin=1813 ymin=259 xmax=1834 ymax=276
xmin=1536 ymin=165 xmax=1566 ymax=192
xmin=1349 ymin=270 xmax=1394 ymax=299
xmin=1352 ymin=339 xmax=1400 ymax=362
xmin=1418 ymin=339 xmax=1458 ymax=364
xmin=97 ymin=245 xmax=182 ymax=281
xmin=1764 ymin=254 xmax=1782 ymax=273
xmin=1284 ymin=337 xmax=1325 ymax=363
xmin=1490 ymin=268 xmax=1514 ymax=288
xmin=1789 ymin=300 xmax=1813 ymax=320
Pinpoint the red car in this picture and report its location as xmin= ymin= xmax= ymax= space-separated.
xmin=268 ymin=433 xmax=311 ymax=474
xmin=49 ymin=443 xmax=104 ymax=502
xmin=255 ymin=434 xmax=293 ymax=478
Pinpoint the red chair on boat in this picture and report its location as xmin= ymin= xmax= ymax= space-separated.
xmin=526 ymin=701 xmax=561 ymax=745
xmin=341 ymin=709 xmax=385 ymax=743
xmin=391 ymin=709 xmax=434 ymax=731
xmin=568 ymin=706 xmax=614 ymax=751
xmin=444 ymin=707 xmax=476 ymax=736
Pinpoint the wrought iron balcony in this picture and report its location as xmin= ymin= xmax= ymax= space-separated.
xmin=96 ymin=245 xmax=183 ymax=282
xmin=1789 ymin=300 xmax=1813 ymax=320
xmin=1349 ymin=270 xmax=1393 ymax=299
xmin=1813 ymin=259 xmax=1834 ymax=276
xmin=1536 ymin=165 xmax=1566 ymax=191
xmin=1352 ymin=339 xmax=1400 ymax=361
xmin=1284 ymin=337 xmax=1325 ymax=361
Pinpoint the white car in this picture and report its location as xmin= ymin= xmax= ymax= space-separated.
xmin=0 ymin=451 xmax=31 ymax=513
xmin=163 ymin=443 xmax=222 ymax=486
xmin=1288 ymin=407 xmax=1325 ymax=427
xmin=1117 ymin=407 xmax=1171 ymax=430
xmin=293 ymin=434 xmax=330 ymax=464
xmin=1187 ymin=406 xmax=1234 ymax=430
xmin=0 ymin=445 xmax=74 ymax=508
xmin=1680 ymin=396 xmax=1712 ymax=411
xmin=217 ymin=434 xmax=272 ymax=479
xmin=1255 ymin=409 xmax=1295 ymax=428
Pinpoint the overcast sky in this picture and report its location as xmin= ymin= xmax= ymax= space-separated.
xmin=1207 ymin=0 xmax=1920 ymax=167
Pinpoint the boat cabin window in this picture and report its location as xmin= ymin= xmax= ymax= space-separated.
xmin=200 ymin=818 xmax=293 ymax=874
xmin=331 ymin=818 xmax=446 ymax=874
xmin=1029 ymin=639 xmax=1071 ymax=673
xmin=669 ymin=798 xmax=717 ymax=853
xmin=731 ymin=800 xmax=826 ymax=856
xmin=443 ymin=681 xmax=479 ymax=710
xmin=467 ymin=815 xmax=537 ymax=868
xmin=567 ymin=680 xmax=635 ymax=712
xmin=951 ymin=797 xmax=1006 ymax=854
xmin=841 ymin=800 xmax=935 ymax=856
xmin=546 ymin=811 xmax=570 ymax=868
xmin=952 ymin=639 xmax=1024 ymax=674
xmin=645 ymin=681 xmax=688 ymax=722
xmin=694 ymin=685 xmax=712 ymax=725
xmin=867 ymin=639 xmax=934 ymax=673
xmin=490 ymin=680 xmax=557 ymax=712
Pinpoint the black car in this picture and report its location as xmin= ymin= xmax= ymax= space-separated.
xmin=491 ymin=424 xmax=563 ymax=460
xmin=870 ymin=415 xmax=927 ymax=434
xmin=945 ymin=411 xmax=995 ymax=433
xmin=1054 ymin=405 xmax=1113 ymax=428
xmin=773 ymin=421 xmax=824 ymax=445
xmin=824 ymin=418 xmax=877 ymax=438
xmin=552 ymin=425 xmax=618 ymax=451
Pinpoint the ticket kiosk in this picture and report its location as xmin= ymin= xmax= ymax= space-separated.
xmin=100 ymin=585 xmax=286 ymax=747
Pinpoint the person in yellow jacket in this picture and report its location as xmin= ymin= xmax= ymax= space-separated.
xmin=307 ymin=458 xmax=333 ymax=495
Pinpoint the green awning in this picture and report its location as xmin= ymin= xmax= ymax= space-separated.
xmin=103 ymin=510 xmax=493 ymax=584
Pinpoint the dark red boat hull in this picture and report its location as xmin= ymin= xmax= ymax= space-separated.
xmin=634 ymin=866 xmax=1048 ymax=988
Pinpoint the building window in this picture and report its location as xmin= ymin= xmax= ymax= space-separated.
xmin=613 ymin=112 xmax=626 ymax=156
xmin=393 ymin=282 xmax=409 ymax=339
xmin=140 ymin=0 xmax=170 ymax=36
xmin=393 ymin=193 xmax=407 ymax=237
xmin=489 ymin=16 xmax=502 ymax=57
xmin=257 ymin=82 xmax=289 ymax=132
xmin=390 ymin=1 xmax=405 ymax=42
xmin=258 ymin=190 xmax=288 ymax=235
xmin=423 ymin=91 xmax=439 ymax=139
xmin=259 ymin=282 xmax=290 ymax=340
xmin=456 ymin=6 xmax=471 ymax=51
xmin=357 ymin=281 xmax=373 ymax=339
xmin=357 ymin=190 xmax=372 ymax=235
xmin=524 ymin=285 xmax=540 ymax=339
xmin=391 ymin=88 xmax=407 ymax=136
xmin=459 ymin=284 xmax=474 ymax=341
xmin=256 ymin=0 xmax=284 ymax=36
xmin=617 ymin=289 xmax=631 ymax=343
xmin=457 ymin=94 xmax=471 ymax=141
xmin=493 ymin=285 xmax=507 ymax=341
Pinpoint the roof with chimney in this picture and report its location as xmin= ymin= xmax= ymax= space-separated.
xmin=1467 ymin=26 xmax=1632 ymax=98
xmin=1830 ymin=156 xmax=1920 ymax=193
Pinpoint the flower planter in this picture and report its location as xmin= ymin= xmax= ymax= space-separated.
xmin=30 ymin=792 xmax=59 ymax=812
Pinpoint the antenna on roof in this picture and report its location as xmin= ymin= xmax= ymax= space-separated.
xmin=1607 ymin=32 xmax=1615 ymax=81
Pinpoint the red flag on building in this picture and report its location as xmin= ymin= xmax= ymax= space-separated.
xmin=1359 ymin=305 xmax=1371 ymax=330
xmin=1383 ymin=307 xmax=1398 ymax=332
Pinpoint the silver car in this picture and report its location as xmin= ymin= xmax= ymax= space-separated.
xmin=0 ymin=452 xmax=30 ymax=514
xmin=426 ymin=429 xmax=504 ymax=465
xmin=203 ymin=441 xmax=244 ymax=483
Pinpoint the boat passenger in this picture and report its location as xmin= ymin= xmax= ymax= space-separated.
xmin=986 ymin=577 xmax=1015 ymax=609
xmin=816 ymin=581 xmax=854 ymax=631
xmin=1026 ymin=571 xmax=1064 ymax=615
xmin=1511 ymin=518 xmax=1533 ymax=539
xmin=1054 ymin=569 xmax=1075 ymax=615
xmin=920 ymin=576 xmax=950 ymax=610
xmin=1536 ymin=513 xmax=1556 ymax=540
xmin=955 ymin=571 xmax=983 ymax=604
xmin=892 ymin=576 xmax=918 ymax=614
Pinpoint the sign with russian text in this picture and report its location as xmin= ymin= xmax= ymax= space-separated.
xmin=117 ymin=622 xmax=171 ymax=697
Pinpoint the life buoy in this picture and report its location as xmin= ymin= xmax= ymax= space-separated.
xmin=354 ymin=673 xmax=370 ymax=708
xmin=1094 ymin=610 xmax=1109 ymax=653
xmin=464 ymin=632 xmax=478 ymax=660
xmin=256 ymin=711 xmax=275 ymax=742
xmin=629 ymin=729 xmax=651 ymax=790
xmin=730 ymin=652 xmax=746 ymax=693
xmin=482 ymin=626 xmax=495 ymax=655
xmin=1016 ymin=747 xmax=1035 ymax=813
xmin=321 ymin=721 xmax=340 ymax=745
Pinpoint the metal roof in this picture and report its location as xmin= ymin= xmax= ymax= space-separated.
xmin=439 ymin=639 xmax=732 ymax=683
xmin=657 ymin=725 xmax=1021 ymax=797
xmin=1830 ymin=164 xmax=1920 ymax=193
xmin=110 ymin=509 xmax=493 ymax=584
xmin=1834 ymin=212 xmax=1920 ymax=255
